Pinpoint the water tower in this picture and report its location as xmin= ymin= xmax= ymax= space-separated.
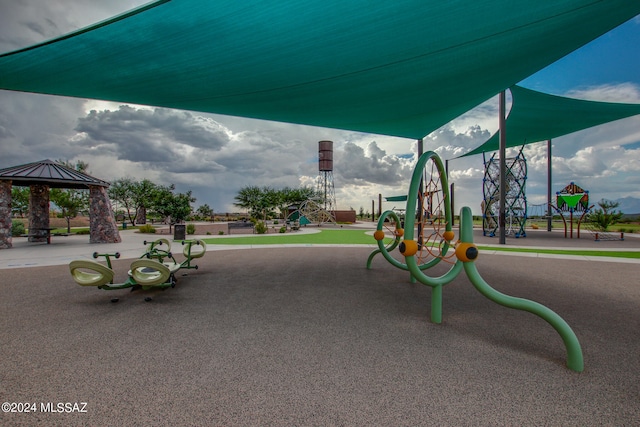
xmin=317 ymin=140 xmax=337 ymax=216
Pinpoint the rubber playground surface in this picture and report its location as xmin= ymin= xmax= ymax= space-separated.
xmin=1 ymin=225 xmax=639 ymax=425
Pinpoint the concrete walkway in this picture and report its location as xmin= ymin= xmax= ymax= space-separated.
xmin=1 ymin=224 xmax=639 ymax=269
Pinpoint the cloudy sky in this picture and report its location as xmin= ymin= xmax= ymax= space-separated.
xmin=1 ymin=1 xmax=639 ymax=216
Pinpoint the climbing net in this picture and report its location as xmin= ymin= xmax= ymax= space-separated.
xmin=297 ymin=198 xmax=334 ymax=226
xmin=415 ymin=156 xmax=457 ymax=264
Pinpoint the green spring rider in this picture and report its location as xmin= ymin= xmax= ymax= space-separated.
xmin=367 ymin=151 xmax=583 ymax=372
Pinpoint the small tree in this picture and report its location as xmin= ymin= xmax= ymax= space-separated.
xmin=50 ymin=187 xmax=89 ymax=232
xmin=587 ymin=199 xmax=623 ymax=231
xmin=150 ymin=185 xmax=195 ymax=232
xmin=108 ymin=178 xmax=139 ymax=224
xmin=108 ymin=178 xmax=158 ymax=225
xmin=11 ymin=186 xmax=30 ymax=217
xmin=196 ymin=204 xmax=214 ymax=220
xmin=49 ymin=160 xmax=90 ymax=233
xmin=233 ymin=186 xmax=263 ymax=218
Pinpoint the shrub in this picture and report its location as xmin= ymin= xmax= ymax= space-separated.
xmin=138 ymin=224 xmax=156 ymax=234
xmin=75 ymin=229 xmax=90 ymax=235
xmin=11 ymin=220 xmax=25 ymax=236
xmin=587 ymin=199 xmax=623 ymax=232
xmin=206 ymin=231 xmax=212 ymax=235
xmin=279 ymin=226 xmax=287 ymax=233
xmin=218 ymin=230 xmax=225 ymax=235
xmin=186 ymin=223 xmax=196 ymax=235
xmin=255 ymin=221 xmax=268 ymax=234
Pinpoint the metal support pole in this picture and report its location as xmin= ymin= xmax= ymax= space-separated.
xmin=417 ymin=139 xmax=424 ymax=246
xmin=547 ymin=139 xmax=552 ymax=232
xmin=450 ymin=182 xmax=455 ymax=227
xmin=445 ymin=159 xmax=453 ymax=226
xmin=499 ymin=91 xmax=506 ymax=244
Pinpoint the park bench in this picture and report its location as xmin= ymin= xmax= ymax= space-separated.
xmin=227 ymin=221 xmax=255 ymax=234
xmin=20 ymin=228 xmax=69 ymax=244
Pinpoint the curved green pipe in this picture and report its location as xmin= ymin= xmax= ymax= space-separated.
xmin=367 ymin=210 xmax=406 ymax=270
xmin=459 ymin=207 xmax=584 ymax=372
xmin=370 ymin=150 xmax=583 ymax=371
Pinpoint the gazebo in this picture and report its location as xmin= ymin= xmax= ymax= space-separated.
xmin=0 ymin=159 xmax=121 ymax=249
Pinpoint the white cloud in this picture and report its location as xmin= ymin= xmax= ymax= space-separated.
xmin=565 ymin=82 xmax=640 ymax=103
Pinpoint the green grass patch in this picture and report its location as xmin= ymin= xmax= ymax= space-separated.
xmin=201 ymin=228 xmax=639 ymax=259
xmin=203 ymin=229 xmax=389 ymax=245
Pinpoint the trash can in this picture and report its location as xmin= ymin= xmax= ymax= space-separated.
xmin=174 ymin=224 xmax=186 ymax=241
xmin=122 ymin=222 xmax=127 ymax=229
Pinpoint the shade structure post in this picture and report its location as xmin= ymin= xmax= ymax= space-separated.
xmin=417 ymin=139 xmax=424 ymax=247
xmin=547 ymin=139 xmax=552 ymax=232
xmin=499 ymin=91 xmax=506 ymax=244
xmin=451 ymin=182 xmax=455 ymax=227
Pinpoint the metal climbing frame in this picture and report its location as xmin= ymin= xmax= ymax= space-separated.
xmin=367 ymin=151 xmax=583 ymax=372
xmin=482 ymin=149 xmax=528 ymax=238
xmin=287 ymin=198 xmax=334 ymax=227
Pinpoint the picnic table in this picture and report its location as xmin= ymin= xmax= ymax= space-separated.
xmin=27 ymin=227 xmax=68 ymax=244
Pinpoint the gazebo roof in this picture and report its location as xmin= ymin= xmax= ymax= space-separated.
xmin=0 ymin=159 xmax=110 ymax=189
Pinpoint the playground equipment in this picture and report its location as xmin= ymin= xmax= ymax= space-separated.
xmin=549 ymin=182 xmax=592 ymax=239
xmin=482 ymin=150 xmax=527 ymax=238
xmin=287 ymin=198 xmax=334 ymax=227
xmin=69 ymin=252 xmax=175 ymax=302
xmin=367 ymin=151 xmax=583 ymax=372
xmin=143 ymin=238 xmax=207 ymax=271
xmin=69 ymin=238 xmax=207 ymax=302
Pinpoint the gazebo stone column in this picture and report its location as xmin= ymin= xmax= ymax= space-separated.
xmin=28 ymin=184 xmax=50 ymax=243
xmin=89 ymin=185 xmax=121 ymax=244
xmin=0 ymin=180 xmax=12 ymax=249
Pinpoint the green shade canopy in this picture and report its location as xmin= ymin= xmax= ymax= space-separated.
xmin=461 ymin=85 xmax=640 ymax=158
xmin=385 ymin=196 xmax=408 ymax=202
xmin=1 ymin=1 xmax=639 ymax=140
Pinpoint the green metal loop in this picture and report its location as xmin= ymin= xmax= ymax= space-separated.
xmin=366 ymin=210 xmax=407 ymax=270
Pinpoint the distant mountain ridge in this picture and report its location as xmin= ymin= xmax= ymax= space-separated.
xmin=614 ymin=197 xmax=640 ymax=216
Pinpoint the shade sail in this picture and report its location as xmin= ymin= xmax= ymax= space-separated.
xmin=1 ymin=1 xmax=639 ymax=139
xmin=385 ymin=196 xmax=408 ymax=202
xmin=461 ymin=85 xmax=640 ymax=158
